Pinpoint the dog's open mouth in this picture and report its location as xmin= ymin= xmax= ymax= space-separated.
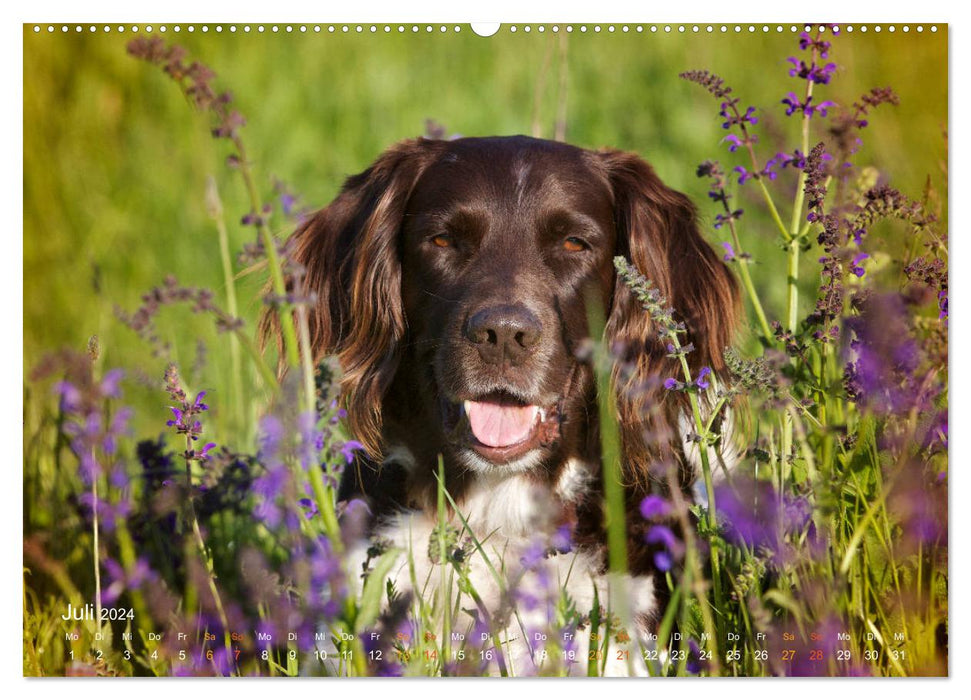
xmin=442 ymin=390 xmax=561 ymax=463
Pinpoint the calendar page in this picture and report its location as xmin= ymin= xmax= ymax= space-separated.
xmin=22 ymin=18 xmax=948 ymax=679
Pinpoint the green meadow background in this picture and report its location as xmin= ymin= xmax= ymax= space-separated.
xmin=23 ymin=24 xmax=947 ymax=433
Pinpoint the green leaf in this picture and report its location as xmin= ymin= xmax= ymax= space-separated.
xmin=355 ymin=548 xmax=401 ymax=633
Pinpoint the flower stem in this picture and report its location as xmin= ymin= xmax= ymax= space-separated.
xmin=734 ymin=114 xmax=789 ymax=242
xmin=231 ymin=327 xmax=280 ymax=393
xmin=665 ymin=468 xmax=721 ymax=673
xmin=206 ymin=176 xmax=245 ymax=431
xmin=780 ymin=40 xmax=819 ymax=496
xmin=232 ymin=137 xmax=302 ymax=373
xmin=295 ymin=302 xmax=318 ymax=418
xmin=671 ymin=338 xmax=725 ymax=654
xmin=230 ymin=138 xmax=317 ymax=422
xmin=755 ymin=177 xmax=792 ymax=242
xmin=90 ymin=450 xmax=103 ymax=638
xmin=436 ymin=458 xmax=452 ymax=676
xmin=721 ymin=201 xmax=772 ymax=342
xmin=588 ymin=300 xmax=629 ymax=577
xmin=182 ymin=441 xmax=234 ymax=668
xmin=306 ymin=457 xmax=342 ymax=552
xmin=786 ymin=42 xmax=818 ymax=334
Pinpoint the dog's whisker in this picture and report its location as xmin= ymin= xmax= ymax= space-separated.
xmin=420 ymin=289 xmax=461 ymax=304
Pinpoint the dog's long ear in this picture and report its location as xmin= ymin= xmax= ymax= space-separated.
xmin=598 ymin=149 xmax=740 ymax=485
xmin=262 ymin=138 xmax=442 ymax=457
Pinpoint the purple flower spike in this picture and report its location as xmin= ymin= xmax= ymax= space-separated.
xmin=640 ymin=495 xmax=671 ymax=520
xmin=695 ymin=366 xmax=712 ymax=390
xmin=653 ymin=550 xmax=673 ymax=572
xmin=339 ymin=440 xmax=365 ymax=464
xmin=100 ymin=369 xmax=124 ymax=399
xmin=193 ymin=391 xmax=209 ymax=411
xmin=663 ymin=378 xmax=681 ymax=391
xmin=810 ymin=100 xmax=836 ymax=117
xmin=714 ymin=210 xmax=743 ymax=230
xmin=783 ymin=93 xmax=837 ymax=119
xmin=280 ymin=192 xmax=297 ymax=216
xmin=552 ymin=523 xmax=574 ymax=553
xmin=646 ymin=524 xmax=679 ymax=550
xmin=198 ymin=442 xmax=217 ymax=460
xmin=723 ymin=134 xmax=742 ymax=152
xmin=645 ymin=524 xmax=685 ymax=570
xmin=850 ymin=252 xmax=869 ymax=278
xmin=782 ymin=92 xmax=802 ymax=116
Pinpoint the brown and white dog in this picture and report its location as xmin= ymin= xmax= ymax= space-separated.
xmin=282 ymin=135 xmax=739 ymax=674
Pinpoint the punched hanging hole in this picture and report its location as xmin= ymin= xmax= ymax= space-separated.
xmin=471 ymin=23 xmax=501 ymax=37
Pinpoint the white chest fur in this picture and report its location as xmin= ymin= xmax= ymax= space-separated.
xmin=344 ymin=464 xmax=658 ymax=676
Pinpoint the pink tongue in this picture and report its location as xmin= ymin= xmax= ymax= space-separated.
xmin=465 ymin=401 xmax=538 ymax=448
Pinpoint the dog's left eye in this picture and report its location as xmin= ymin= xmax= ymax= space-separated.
xmin=562 ymin=236 xmax=588 ymax=252
xmin=431 ymin=234 xmax=453 ymax=248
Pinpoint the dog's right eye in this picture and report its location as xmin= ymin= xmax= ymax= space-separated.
xmin=430 ymin=234 xmax=453 ymax=248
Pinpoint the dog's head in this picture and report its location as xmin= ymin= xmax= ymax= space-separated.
xmin=277 ymin=136 xmax=738 ymax=500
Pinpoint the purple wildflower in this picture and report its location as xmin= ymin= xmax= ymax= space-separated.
xmin=252 ymin=466 xmax=288 ymax=528
xmin=787 ymin=57 xmax=837 ymax=85
xmin=100 ymin=368 xmax=124 ymax=398
xmin=779 ymin=150 xmax=807 ymax=169
xmin=843 ymin=293 xmax=924 ymax=414
xmin=850 ymin=252 xmax=869 ymax=278
xmin=798 ymin=31 xmax=832 ymax=57
xmin=812 ymin=100 xmax=836 ymax=118
xmin=280 ymin=192 xmax=296 ymax=216
xmin=720 ymin=103 xmax=758 ymax=130
xmin=653 ymin=550 xmax=673 ymax=572
xmin=714 ymin=210 xmax=743 ymax=230
xmin=782 ymin=93 xmax=801 ymax=116
xmin=733 ymin=165 xmax=752 ymax=185
xmin=639 ymin=494 xmax=672 ymax=520
xmin=645 ymin=524 xmax=684 ymax=572
xmin=686 ymin=639 xmax=709 ymax=674
xmin=888 ymin=467 xmax=947 ymax=554
xmin=240 ymin=203 xmax=272 ymax=228
xmin=339 ymin=440 xmax=365 ymax=465
xmin=758 ymin=154 xmax=782 ymax=181
xmin=78 ymin=491 xmax=132 ymax=532
xmin=197 ymin=442 xmax=217 ymax=460
xmin=163 ymin=364 xmax=212 ymax=452
xmin=551 ymin=523 xmax=574 ymax=553
xmin=646 ymin=524 xmax=678 ymax=550
xmin=257 ymin=414 xmax=285 ymax=458
xmin=52 ymin=364 xmax=132 ymax=486
xmin=783 ymin=93 xmax=837 ymax=118
xmin=715 ymin=478 xmax=817 ymax=566
xmin=102 ymin=557 xmax=155 ymax=605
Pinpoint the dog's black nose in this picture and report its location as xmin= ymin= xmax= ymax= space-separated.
xmin=465 ymin=304 xmax=542 ymax=366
